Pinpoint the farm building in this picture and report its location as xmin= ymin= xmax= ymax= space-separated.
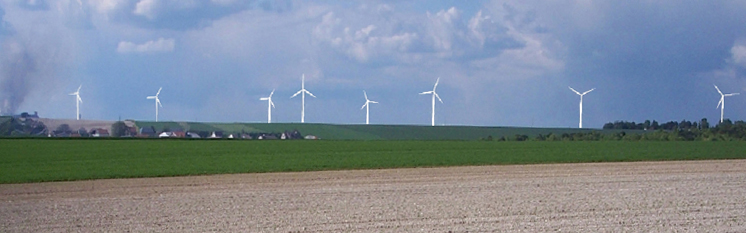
xmin=90 ymin=128 xmax=110 ymax=137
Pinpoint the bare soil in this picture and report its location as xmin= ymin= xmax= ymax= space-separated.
xmin=2 ymin=160 xmax=745 ymax=232
xmin=38 ymin=118 xmax=115 ymax=133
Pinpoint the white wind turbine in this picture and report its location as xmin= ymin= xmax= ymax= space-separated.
xmin=260 ymin=89 xmax=275 ymax=123
xmin=290 ymin=74 xmax=316 ymax=123
xmin=419 ymin=78 xmax=443 ymax=126
xmin=569 ymin=86 xmax=595 ymax=128
xmin=714 ymin=84 xmax=739 ymax=123
xmin=146 ymin=87 xmax=163 ymax=122
xmin=69 ymin=85 xmax=82 ymax=120
xmin=361 ymin=90 xmax=378 ymax=125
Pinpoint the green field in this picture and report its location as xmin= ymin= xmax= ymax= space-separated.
xmin=1 ymin=139 xmax=744 ymax=184
xmin=134 ymin=121 xmax=635 ymax=140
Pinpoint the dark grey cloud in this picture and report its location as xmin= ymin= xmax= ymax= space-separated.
xmin=552 ymin=2 xmax=744 ymax=79
xmin=516 ymin=1 xmax=746 ymax=124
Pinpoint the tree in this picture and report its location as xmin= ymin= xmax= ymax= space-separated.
xmin=111 ymin=121 xmax=129 ymax=137
xmin=700 ymin=118 xmax=710 ymax=129
xmin=56 ymin=124 xmax=72 ymax=134
xmin=78 ymin=127 xmax=89 ymax=137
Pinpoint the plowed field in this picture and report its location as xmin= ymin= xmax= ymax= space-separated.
xmin=2 ymin=160 xmax=745 ymax=232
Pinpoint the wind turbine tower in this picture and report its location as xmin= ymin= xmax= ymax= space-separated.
xmin=69 ymin=85 xmax=82 ymax=120
xmin=260 ymin=89 xmax=275 ymax=123
xmin=146 ymin=87 xmax=163 ymax=122
xmin=290 ymin=74 xmax=316 ymax=123
xmin=419 ymin=78 xmax=443 ymax=126
xmin=714 ymin=84 xmax=739 ymax=123
xmin=361 ymin=90 xmax=378 ymax=125
xmin=569 ymin=86 xmax=595 ymax=128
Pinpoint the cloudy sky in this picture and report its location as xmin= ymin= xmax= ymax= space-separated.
xmin=1 ymin=0 xmax=746 ymax=128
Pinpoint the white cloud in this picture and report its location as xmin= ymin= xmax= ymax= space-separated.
xmin=90 ymin=0 xmax=126 ymax=14
xmin=426 ymin=7 xmax=461 ymax=53
xmin=133 ymin=0 xmax=157 ymax=19
xmin=312 ymin=9 xmax=423 ymax=63
xmin=467 ymin=10 xmax=490 ymax=47
xmin=731 ymin=44 xmax=746 ymax=68
xmin=116 ymin=38 xmax=175 ymax=53
xmin=133 ymin=0 xmax=199 ymax=20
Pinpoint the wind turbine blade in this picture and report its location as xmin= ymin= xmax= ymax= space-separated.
xmin=568 ymin=87 xmax=581 ymax=95
xmin=364 ymin=90 xmax=368 ymax=100
xmin=434 ymin=92 xmax=443 ymax=103
xmin=157 ymin=98 xmax=163 ymax=108
xmin=69 ymin=93 xmax=77 ymax=95
xmin=714 ymin=85 xmax=723 ymax=95
xmin=361 ymin=103 xmax=367 ymax=110
xmin=77 ymin=96 xmax=82 ymax=103
xmin=370 ymin=100 xmax=378 ymax=104
xmin=260 ymin=97 xmax=269 ymax=101
xmin=717 ymin=98 xmax=723 ymax=109
xmin=419 ymin=91 xmax=432 ymax=95
xmin=269 ymin=89 xmax=275 ymax=97
xmin=290 ymin=90 xmax=303 ymax=98
xmin=725 ymin=93 xmax=740 ymax=96
xmin=147 ymin=96 xmax=156 ymax=99
xmin=77 ymin=85 xmax=82 ymax=92
xmin=305 ymin=90 xmax=316 ymax=98
xmin=270 ymin=100 xmax=275 ymax=108
xmin=433 ymin=77 xmax=440 ymax=91
xmin=582 ymin=88 xmax=595 ymax=95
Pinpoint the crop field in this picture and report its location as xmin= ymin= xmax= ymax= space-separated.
xmin=1 ymin=139 xmax=745 ymax=184
xmin=134 ymin=121 xmax=632 ymax=140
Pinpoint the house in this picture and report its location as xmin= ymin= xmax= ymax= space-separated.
xmin=209 ymin=131 xmax=224 ymax=139
xmin=304 ymin=135 xmax=319 ymax=140
xmin=13 ymin=111 xmax=39 ymax=119
xmin=172 ymin=130 xmax=186 ymax=138
xmin=158 ymin=132 xmax=175 ymax=138
xmin=186 ymin=132 xmax=201 ymax=138
xmin=90 ymin=128 xmax=110 ymax=137
xmin=258 ymin=133 xmax=278 ymax=140
xmin=139 ymin=127 xmax=156 ymax=137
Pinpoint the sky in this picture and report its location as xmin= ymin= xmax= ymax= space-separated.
xmin=1 ymin=0 xmax=746 ymax=128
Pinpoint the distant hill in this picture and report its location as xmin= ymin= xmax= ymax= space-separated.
xmin=38 ymin=118 xmax=116 ymax=133
xmin=133 ymin=121 xmax=631 ymax=140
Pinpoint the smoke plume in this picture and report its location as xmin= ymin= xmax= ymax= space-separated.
xmin=0 ymin=42 xmax=37 ymax=115
xmin=0 ymin=1 xmax=75 ymax=116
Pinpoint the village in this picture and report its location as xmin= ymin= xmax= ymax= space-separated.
xmin=1 ymin=112 xmax=319 ymax=140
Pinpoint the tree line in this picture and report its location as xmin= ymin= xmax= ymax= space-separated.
xmin=486 ymin=118 xmax=746 ymax=141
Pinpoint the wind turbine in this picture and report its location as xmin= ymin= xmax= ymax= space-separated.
xmin=714 ymin=84 xmax=739 ymax=123
xmin=146 ymin=87 xmax=163 ymax=122
xmin=361 ymin=90 xmax=378 ymax=125
xmin=260 ymin=89 xmax=275 ymax=123
xmin=69 ymin=85 xmax=82 ymax=120
xmin=290 ymin=74 xmax=316 ymax=123
xmin=569 ymin=86 xmax=595 ymax=128
xmin=419 ymin=78 xmax=443 ymax=126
